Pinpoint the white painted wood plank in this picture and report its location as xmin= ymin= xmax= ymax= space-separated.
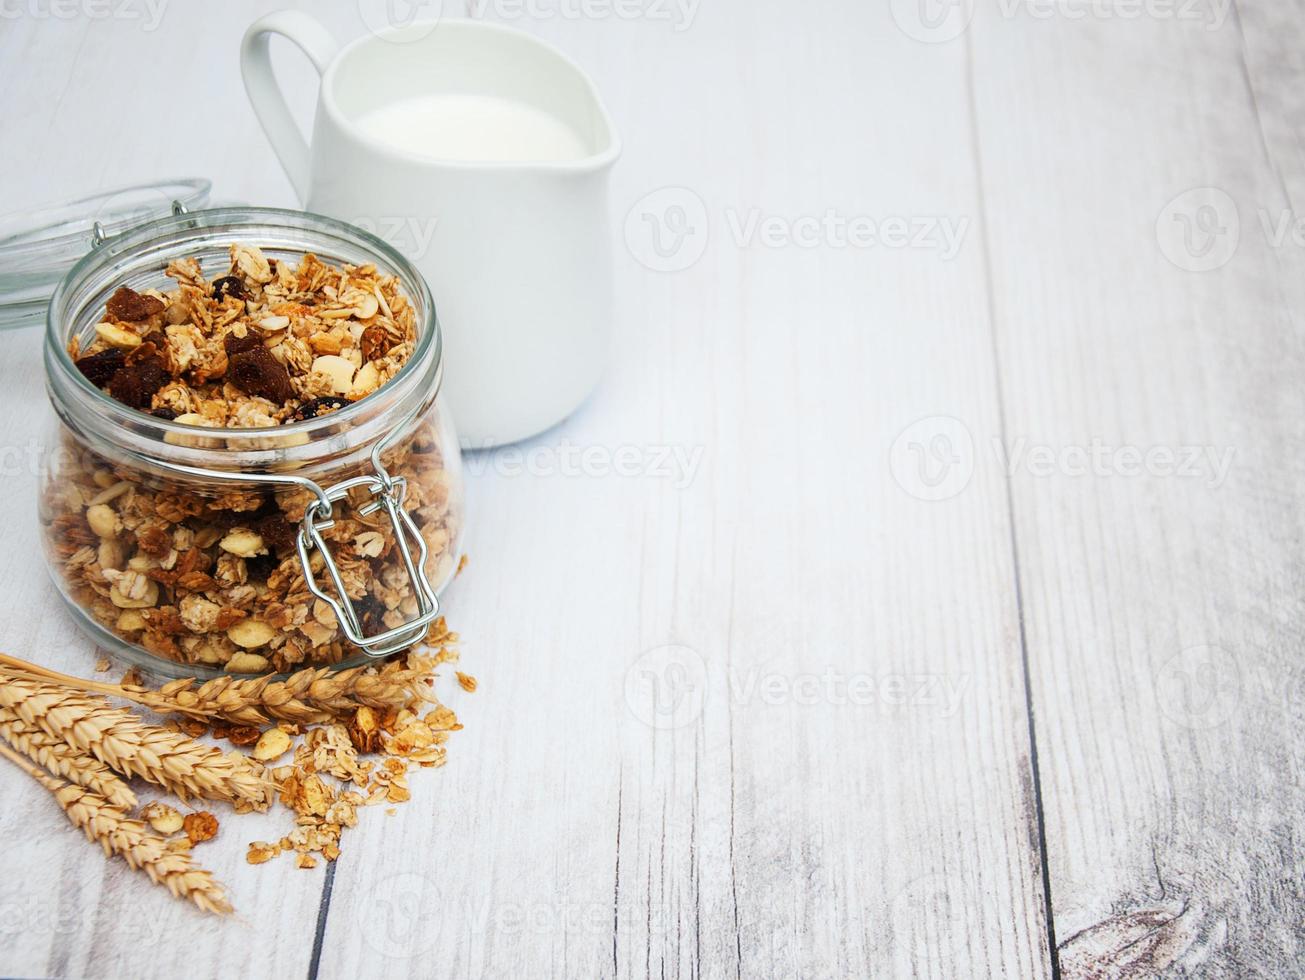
xmin=315 ymin=4 xmax=1051 ymax=978
xmin=967 ymin=5 xmax=1305 ymax=974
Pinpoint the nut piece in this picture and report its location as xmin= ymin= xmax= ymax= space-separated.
xmin=227 ymin=619 xmax=277 ymax=649
xmin=93 ymin=321 xmax=142 ymax=349
xmin=226 ymin=652 xmax=272 ymax=673
xmin=257 ymin=315 xmax=290 ymax=332
xmin=353 ymin=531 xmax=385 ymax=558
xmin=252 ymin=727 xmax=293 ymax=762
xmin=183 ymin=811 xmax=219 ymax=844
xmin=141 ymin=801 xmax=184 ymax=834
xmin=219 ymin=528 xmax=268 ymax=558
xmin=311 ymin=355 xmax=356 ymax=395
xmin=107 ymin=571 xmax=159 ymax=609
xmin=85 ymin=503 xmax=120 ymax=539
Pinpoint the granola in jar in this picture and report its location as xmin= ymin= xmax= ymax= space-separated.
xmin=41 ymin=217 xmax=463 ymax=677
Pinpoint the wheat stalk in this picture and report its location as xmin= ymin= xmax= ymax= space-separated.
xmin=0 ymin=741 xmax=231 ymax=914
xmin=0 ymin=675 xmax=270 ymax=809
xmin=0 ymin=651 xmax=440 ymax=727
xmin=0 ymin=708 xmax=137 ymax=810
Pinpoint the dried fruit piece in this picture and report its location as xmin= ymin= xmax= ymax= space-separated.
xmin=228 ymin=345 xmax=296 ymax=404
xmin=289 ymin=396 xmax=351 ymax=422
xmin=183 ymin=811 xmax=219 ymax=844
xmin=75 ymin=348 xmax=125 ymax=387
xmin=106 ymin=286 xmax=164 ymax=322
xmin=223 ymin=330 xmax=261 ymax=357
xmin=149 ymin=406 xmax=179 ymax=420
xmin=107 ymin=358 xmax=168 ymax=409
xmin=227 ymin=726 xmax=261 ymax=747
xmin=253 ymin=513 xmax=296 ymax=551
xmin=212 ymin=276 xmax=247 ymax=302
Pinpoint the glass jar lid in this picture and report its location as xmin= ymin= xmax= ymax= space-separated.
xmin=0 ymin=177 xmax=211 ymax=332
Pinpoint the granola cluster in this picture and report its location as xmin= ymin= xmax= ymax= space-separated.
xmin=43 ymin=245 xmax=461 ymax=674
xmin=69 ymin=244 xmax=415 ymax=426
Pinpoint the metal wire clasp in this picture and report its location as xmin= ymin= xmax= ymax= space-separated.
xmin=296 ymin=464 xmax=440 ymax=658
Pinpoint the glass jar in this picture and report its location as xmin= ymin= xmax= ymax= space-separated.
xmin=40 ymin=207 xmax=464 ymax=679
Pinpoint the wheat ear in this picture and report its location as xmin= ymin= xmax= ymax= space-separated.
xmin=0 ymin=675 xmax=270 ymax=809
xmin=0 ymin=742 xmax=231 ymax=914
xmin=0 ymin=708 xmax=137 ymax=810
xmin=0 ymin=652 xmax=439 ymax=727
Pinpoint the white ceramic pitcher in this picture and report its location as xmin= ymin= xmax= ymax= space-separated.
xmin=241 ymin=13 xmax=620 ymax=447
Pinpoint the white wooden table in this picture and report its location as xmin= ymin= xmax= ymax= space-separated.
xmin=1 ymin=1 xmax=1302 ymax=977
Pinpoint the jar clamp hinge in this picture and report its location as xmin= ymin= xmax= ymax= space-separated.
xmin=130 ymin=426 xmax=440 ymax=659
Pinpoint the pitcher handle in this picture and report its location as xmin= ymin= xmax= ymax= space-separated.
xmin=240 ymin=12 xmax=339 ymax=203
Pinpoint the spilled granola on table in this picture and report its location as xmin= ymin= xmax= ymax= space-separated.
xmin=42 ymin=245 xmax=460 ymax=674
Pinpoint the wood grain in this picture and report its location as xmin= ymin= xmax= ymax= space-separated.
xmin=0 ymin=0 xmax=1300 ymax=976
xmin=967 ymin=3 xmax=1305 ymax=974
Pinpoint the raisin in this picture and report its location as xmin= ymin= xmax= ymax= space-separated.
xmin=149 ymin=406 xmax=179 ymax=420
xmin=245 ymin=553 xmax=280 ymax=581
xmin=228 ymin=345 xmax=295 ymax=404
xmin=105 ymin=285 xmax=164 ymax=322
xmin=75 ymin=348 xmax=125 ymax=387
xmin=289 ymin=395 xmax=352 ymax=422
xmin=355 ymin=593 xmax=388 ymax=633
xmin=107 ymin=358 xmax=168 ymax=410
xmin=223 ymin=331 xmax=261 ymax=356
xmin=212 ymin=276 xmax=246 ymax=302
xmin=254 ymin=513 xmax=296 ymax=552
